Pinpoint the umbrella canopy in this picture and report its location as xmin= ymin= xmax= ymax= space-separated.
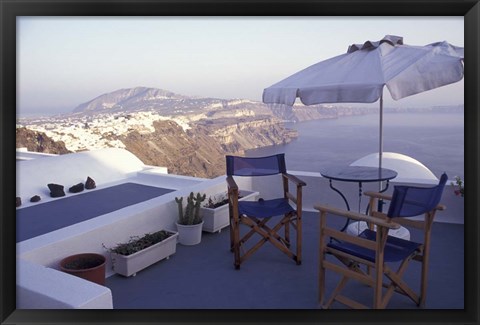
xmin=262 ymin=35 xmax=464 ymax=171
xmin=263 ymin=35 xmax=463 ymax=106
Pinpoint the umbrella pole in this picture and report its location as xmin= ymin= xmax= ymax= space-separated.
xmin=379 ymin=92 xmax=383 ymax=173
xmin=378 ymin=92 xmax=385 ymax=211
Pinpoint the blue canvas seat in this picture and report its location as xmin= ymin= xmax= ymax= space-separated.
xmin=315 ymin=173 xmax=448 ymax=309
xmin=238 ymin=198 xmax=295 ymax=218
xmin=328 ymin=229 xmax=422 ymax=263
xmin=226 ymin=154 xmax=306 ymax=269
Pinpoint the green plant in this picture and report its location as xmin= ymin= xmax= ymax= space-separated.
xmin=175 ymin=192 xmax=206 ymax=225
xmin=204 ymin=193 xmax=229 ymax=209
xmin=103 ymin=230 xmax=174 ymax=256
xmin=450 ymin=176 xmax=464 ymax=197
xmin=204 ymin=192 xmax=244 ymax=209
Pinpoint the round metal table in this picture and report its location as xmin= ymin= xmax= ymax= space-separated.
xmin=321 ymin=165 xmax=398 ymax=185
xmin=320 ymin=166 xmax=398 ymax=232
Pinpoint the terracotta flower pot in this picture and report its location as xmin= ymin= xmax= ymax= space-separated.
xmin=60 ymin=253 xmax=106 ymax=285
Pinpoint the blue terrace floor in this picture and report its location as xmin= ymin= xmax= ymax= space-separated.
xmin=105 ymin=211 xmax=464 ymax=310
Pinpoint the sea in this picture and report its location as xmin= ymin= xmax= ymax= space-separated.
xmin=246 ymin=112 xmax=464 ymax=180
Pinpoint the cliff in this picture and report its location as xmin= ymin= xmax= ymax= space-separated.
xmin=16 ymin=115 xmax=297 ymax=178
xmin=117 ymin=116 xmax=296 ymax=178
xmin=195 ymin=116 xmax=297 ymax=153
xmin=120 ymin=120 xmax=227 ymax=178
xmin=16 ymin=127 xmax=71 ymax=155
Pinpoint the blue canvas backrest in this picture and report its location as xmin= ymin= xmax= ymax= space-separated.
xmin=387 ymin=173 xmax=448 ymax=218
xmin=226 ymin=154 xmax=287 ymax=177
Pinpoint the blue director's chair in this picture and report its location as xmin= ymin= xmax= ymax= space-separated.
xmin=315 ymin=173 xmax=448 ymax=309
xmin=226 ymin=154 xmax=306 ymax=269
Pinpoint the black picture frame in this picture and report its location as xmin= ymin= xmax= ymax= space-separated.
xmin=1 ymin=0 xmax=478 ymax=324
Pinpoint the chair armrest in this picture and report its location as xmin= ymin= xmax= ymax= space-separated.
xmin=314 ymin=204 xmax=400 ymax=230
xmin=364 ymin=192 xmax=446 ymax=212
xmin=226 ymin=175 xmax=238 ymax=191
xmin=363 ymin=191 xmax=393 ymax=201
xmin=283 ymin=173 xmax=307 ymax=187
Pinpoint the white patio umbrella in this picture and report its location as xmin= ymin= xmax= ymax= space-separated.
xmin=263 ymin=35 xmax=464 ymax=171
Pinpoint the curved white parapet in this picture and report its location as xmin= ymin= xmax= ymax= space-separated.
xmin=350 ymin=152 xmax=438 ymax=184
xmin=16 ymin=148 xmax=147 ymax=204
xmin=17 ymin=259 xmax=113 ymax=309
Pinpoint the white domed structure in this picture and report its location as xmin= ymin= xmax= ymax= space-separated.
xmin=350 ymin=152 xmax=438 ymax=184
xmin=16 ymin=148 xmax=147 ymax=202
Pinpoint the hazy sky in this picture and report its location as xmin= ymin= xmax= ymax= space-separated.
xmin=17 ymin=16 xmax=464 ymax=116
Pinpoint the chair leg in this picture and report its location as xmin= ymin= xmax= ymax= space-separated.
xmin=373 ymin=261 xmax=384 ymax=309
xmin=419 ymin=255 xmax=428 ymax=307
xmin=230 ymin=212 xmax=302 ymax=268
xmin=419 ymin=211 xmax=435 ymax=307
xmin=383 ymin=262 xmax=420 ymax=307
xmin=242 ymin=216 xmax=300 ymax=264
xmin=254 ymin=221 xmax=296 ymax=260
xmin=229 ymin=216 xmax=234 ymax=252
xmin=318 ymin=263 xmax=325 ymax=307
xmin=318 ymin=242 xmax=326 ymax=306
xmin=296 ymin=212 xmax=302 ymax=265
xmin=239 ymin=217 xmax=270 ymax=246
xmin=318 ymin=212 xmax=326 ymax=307
xmin=232 ymin=217 xmax=242 ymax=269
xmin=271 ymin=215 xmax=301 ymax=264
xmin=284 ymin=215 xmax=291 ymax=248
xmin=324 ymin=276 xmax=349 ymax=308
xmin=420 ymin=232 xmax=432 ymax=307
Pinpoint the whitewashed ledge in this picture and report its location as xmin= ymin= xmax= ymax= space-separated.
xmin=17 ymin=260 xmax=113 ymax=309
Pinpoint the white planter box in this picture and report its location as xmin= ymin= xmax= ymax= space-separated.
xmin=201 ymin=190 xmax=259 ymax=233
xmin=110 ymin=231 xmax=178 ymax=277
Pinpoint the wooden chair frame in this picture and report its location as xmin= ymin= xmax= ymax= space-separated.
xmin=315 ymin=191 xmax=445 ymax=309
xmin=227 ymin=173 xmax=306 ymax=269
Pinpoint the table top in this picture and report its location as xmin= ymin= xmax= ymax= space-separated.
xmin=320 ymin=166 xmax=398 ymax=183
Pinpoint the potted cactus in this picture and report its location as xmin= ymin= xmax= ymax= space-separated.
xmin=175 ymin=192 xmax=206 ymax=245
